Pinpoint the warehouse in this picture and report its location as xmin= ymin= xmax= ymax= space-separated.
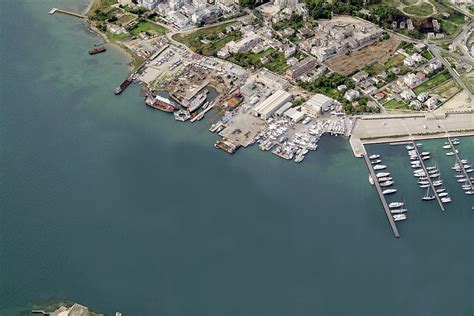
xmin=253 ymin=89 xmax=292 ymax=119
xmin=303 ymin=93 xmax=334 ymax=117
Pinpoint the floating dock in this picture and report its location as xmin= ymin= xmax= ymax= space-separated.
xmin=410 ymin=141 xmax=445 ymax=211
xmin=362 ymin=153 xmax=400 ymax=238
xmin=447 ymin=137 xmax=473 ymax=190
xmin=49 ymin=8 xmax=86 ymax=19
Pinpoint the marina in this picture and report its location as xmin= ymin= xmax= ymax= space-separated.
xmin=409 ymin=141 xmax=446 ymax=211
xmin=446 ymin=137 xmax=474 ymax=193
xmin=363 ymin=152 xmax=400 ymax=238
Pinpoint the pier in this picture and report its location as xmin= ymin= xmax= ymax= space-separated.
xmin=447 ymin=137 xmax=473 ymax=189
xmin=49 ymin=8 xmax=86 ymax=19
xmin=362 ymin=153 xmax=400 ymax=238
xmin=190 ymin=103 xmax=215 ymax=122
xmin=410 ymin=141 xmax=445 ymax=211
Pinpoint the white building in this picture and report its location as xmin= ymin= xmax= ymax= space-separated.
xmin=400 ymin=89 xmax=416 ymax=101
xmin=284 ymin=107 xmax=305 ymax=122
xmin=303 ymin=93 xmax=334 ymax=116
xmin=169 ymin=11 xmax=189 ymax=28
xmin=253 ymin=89 xmax=292 ymax=119
xmin=344 ymin=89 xmax=360 ymax=102
xmin=226 ymin=32 xmax=262 ymax=53
xmin=139 ymin=0 xmax=159 ymax=9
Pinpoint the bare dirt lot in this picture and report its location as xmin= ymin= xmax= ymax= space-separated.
xmin=327 ymin=37 xmax=401 ymax=75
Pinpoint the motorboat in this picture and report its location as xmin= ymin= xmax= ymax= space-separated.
xmin=378 ymin=177 xmax=393 ymax=182
xmin=371 ymin=159 xmax=382 ymax=164
xmin=389 ymin=202 xmax=404 ymax=208
xmin=441 ymin=197 xmax=452 ymax=203
xmin=368 ymin=175 xmax=374 ymax=185
xmin=380 ymin=180 xmax=394 ymax=187
xmin=393 ymin=214 xmax=407 ymax=221
xmin=376 ymin=172 xmax=390 ymax=178
xmin=438 ymin=192 xmax=449 ymax=197
xmin=373 ymin=164 xmax=387 ymax=170
xmin=406 ymin=145 xmax=414 ymax=150
xmin=382 ymin=189 xmax=397 ymax=195
xmin=442 ymin=145 xmax=451 ymax=149
xmin=369 ymin=154 xmax=380 ymax=159
xmin=391 ymin=208 xmax=407 ymax=214
xmin=446 ymin=152 xmax=454 ymax=156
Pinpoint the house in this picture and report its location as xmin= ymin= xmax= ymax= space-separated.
xmin=425 ymin=96 xmax=438 ymax=110
xmin=352 ymin=71 xmax=369 ymax=84
xmin=401 ymin=89 xmax=416 ymax=101
xmin=417 ymin=92 xmax=429 ymax=102
xmin=410 ymin=100 xmax=422 ymax=110
xmin=344 ymin=89 xmax=360 ymax=101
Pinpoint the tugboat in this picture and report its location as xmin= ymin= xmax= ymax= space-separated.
xmin=89 ymin=46 xmax=106 ymax=55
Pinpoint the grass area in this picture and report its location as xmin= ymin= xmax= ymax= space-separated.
xmin=87 ymin=0 xmax=117 ymax=16
xmin=130 ymin=21 xmax=165 ymax=36
xmin=116 ymin=14 xmax=136 ymax=25
xmin=441 ymin=20 xmax=460 ymax=36
xmin=172 ymin=22 xmax=235 ymax=54
xmin=404 ymin=3 xmax=434 ymax=16
xmin=432 ymin=79 xmax=460 ymax=97
xmin=413 ymin=70 xmax=451 ymax=95
xmin=469 ymin=6 xmax=474 ymax=15
xmin=366 ymin=54 xmax=405 ymax=75
xmin=227 ymin=48 xmax=288 ymax=74
xmin=421 ymin=49 xmax=434 ymax=60
xmin=106 ymin=31 xmax=128 ymax=41
xmin=384 ymin=99 xmax=408 ymax=110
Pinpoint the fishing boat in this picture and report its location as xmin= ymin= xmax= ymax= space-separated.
xmin=393 ymin=213 xmax=407 ymax=221
xmin=373 ymin=164 xmax=387 ymax=170
xmin=382 ymin=189 xmax=397 ymax=195
xmin=422 ymin=188 xmax=435 ymax=201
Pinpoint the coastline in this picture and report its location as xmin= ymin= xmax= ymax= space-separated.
xmin=83 ymin=0 xmax=136 ymax=71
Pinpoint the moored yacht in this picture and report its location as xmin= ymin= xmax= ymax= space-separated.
xmin=373 ymin=164 xmax=387 ymax=170
xmin=382 ymin=189 xmax=397 ymax=195
xmin=369 ymin=154 xmax=380 ymax=159
xmin=393 ymin=213 xmax=407 ymax=221
xmin=389 ymin=202 xmax=404 ymax=208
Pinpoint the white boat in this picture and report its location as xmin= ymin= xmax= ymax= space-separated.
xmin=421 ymin=155 xmax=430 ymax=161
xmin=391 ymin=208 xmax=407 ymax=214
xmin=380 ymin=180 xmax=394 ymax=187
xmin=416 ymin=143 xmax=422 ymax=147
xmin=393 ymin=213 xmax=407 ymax=221
xmin=371 ymin=159 xmax=381 ymax=164
xmin=406 ymin=145 xmax=414 ymax=150
xmin=457 ymin=178 xmax=468 ymax=183
xmin=442 ymin=145 xmax=451 ymax=149
xmin=446 ymin=152 xmax=454 ymax=156
xmin=432 ymin=180 xmax=443 ymax=186
xmin=369 ymin=154 xmax=380 ymax=159
xmin=436 ymin=187 xmax=446 ymax=193
xmin=368 ymin=175 xmax=374 ymax=185
xmin=461 ymin=159 xmax=468 ymax=164
xmin=187 ymin=90 xmax=209 ymax=112
xmin=389 ymin=202 xmax=404 ymax=208
xmin=422 ymin=188 xmax=435 ymax=201
xmin=438 ymin=192 xmax=449 ymax=197
xmin=378 ymin=176 xmax=393 ymax=182
xmin=421 ymin=152 xmax=430 ymax=156
xmin=373 ymin=164 xmax=387 ymax=170
xmin=452 ymin=140 xmax=460 ymax=145
xmin=419 ymin=184 xmax=430 ymax=188
xmin=382 ymin=189 xmax=397 ymax=195
xmin=173 ymin=109 xmax=191 ymax=121
xmin=429 ymin=173 xmax=440 ymax=178
xmin=441 ymin=197 xmax=452 ymax=203
xmin=465 ymin=191 xmax=473 ymax=195
xmin=376 ymin=172 xmax=390 ymax=178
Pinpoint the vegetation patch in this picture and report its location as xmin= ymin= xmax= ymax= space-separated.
xmin=130 ymin=21 xmax=166 ymax=36
xmin=384 ymin=99 xmax=408 ymax=110
xmin=403 ymin=3 xmax=434 ymax=16
xmin=227 ymin=49 xmax=288 ymax=74
xmin=413 ymin=70 xmax=451 ymax=94
xmin=172 ymin=22 xmax=237 ymax=56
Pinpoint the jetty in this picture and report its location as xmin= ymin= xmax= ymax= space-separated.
xmin=49 ymin=8 xmax=86 ymax=19
xmin=190 ymin=103 xmax=215 ymax=122
xmin=411 ymin=141 xmax=445 ymax=211
xmin=362 ymin=153 xmax=400 ymax=238
xmin=447 ymin=137 xmax=473 ymax=189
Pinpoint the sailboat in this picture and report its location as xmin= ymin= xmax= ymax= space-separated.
xmin=422 ymin=187 xmax=435 ymax=201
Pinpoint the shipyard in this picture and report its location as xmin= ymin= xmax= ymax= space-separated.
xmin=49 ymin=0 xmax=474 ymax=239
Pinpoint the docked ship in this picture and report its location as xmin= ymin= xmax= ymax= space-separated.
xmin=214 ymin=139 xmax=239 ymax=154
xmin=114 ymin=78 xmax=132 ymax=95
xmin=174 ymin=109 xmax=191 ymax=121
xmin=89 ymin=46 xmax=106 ymax=55
xmin=145 ymin=94 xmax=175 ymax=112
xmin=187 ymin=90 xmax=209 ymax=112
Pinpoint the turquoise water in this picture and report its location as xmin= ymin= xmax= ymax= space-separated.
xmin=0 ymin=1 xmax=473 ymax=315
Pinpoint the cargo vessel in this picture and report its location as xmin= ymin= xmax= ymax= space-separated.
xmin=89 ymin=47 xmax=106 ymax=55
xmin=114 ymin=78 xmax=132 ymax=95
xmin=145 ymin=94 xmax=175 ymax=112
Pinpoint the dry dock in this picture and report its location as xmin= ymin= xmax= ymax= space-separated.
xmin=362 ymin=153 xmax=400 ymax=238
xmin=411 ymin=141 xmax=445 ymax=211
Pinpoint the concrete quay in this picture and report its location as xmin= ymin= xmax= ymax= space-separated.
xmin=362 ymin=152 xmax=400 ymax=238
xmin=49 ymin=8 xmax=86 ymax=19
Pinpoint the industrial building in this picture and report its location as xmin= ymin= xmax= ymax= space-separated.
xmin=303 ymin=93 xmax=334 ymax=116
xmin=253 ymin=89 xmax=292 ymax=119
xmin=284 ymin=107 xmax=305 ymax=122
xmin=285 ymin=56 xmax=317 ymax=80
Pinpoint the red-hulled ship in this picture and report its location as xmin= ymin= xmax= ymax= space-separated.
xmin=145 ymin=94 xmax=175 ymax=112
xmin=89 ymin=47 xmax=106 ymax=55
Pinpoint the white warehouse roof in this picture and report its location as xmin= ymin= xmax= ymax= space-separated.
xmin=305 ymin=93 xmax=334 ymax=110
xmin=254 ymin=89 xmax=292 ymax=119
